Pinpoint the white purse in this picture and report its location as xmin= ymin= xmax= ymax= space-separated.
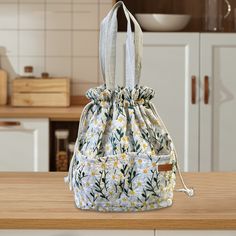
xmin=65 ymin=1 xmax=194 ymax=212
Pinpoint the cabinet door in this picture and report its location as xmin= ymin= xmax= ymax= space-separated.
xmin=116 ymin=33 xmax=200 ymax=171
xmin=0 ymin=118 xmax=49 ymax=171
xmin=156 ymin=230 xmax=236 ymax=236
xmin=200 ymin=34 xmax=236 ymax=171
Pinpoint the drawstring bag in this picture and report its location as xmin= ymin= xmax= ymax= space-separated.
xmin=65 ymin=1 xmax=194 ymax=212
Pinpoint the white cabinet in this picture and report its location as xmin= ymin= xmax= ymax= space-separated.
xmin=117 ymin=33 xmax=200 ymax=171
xmin=156 ymin=231 xmax=236 ymax=236
xmin=0 ymin=118 xmax=49 ymax=171
xmin=0 ymin=230 xmax=154 ymax=236
xmin=117 ymin=32 xmax=236 ymax=172
xmin=200 ymin=34 xmax=236 ymax=171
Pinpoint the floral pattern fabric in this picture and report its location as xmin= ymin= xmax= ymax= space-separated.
xmin=70 ymin=85 xmax=177 ymax=211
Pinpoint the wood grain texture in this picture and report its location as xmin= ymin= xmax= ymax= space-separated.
xmin=0 ymin=105 xmax=84 ymax=121
xmin=12 ymin=93 xmax=70 ymax=107
xmin=0 ymin=70 xmax=7 ymax=105
xmin=71 ymin=95 xmax=90 ymax=106
xmin=12 ymin=78 xmax=70 ymax=93
xmin=0 ymin=172 xmax=235 ymax=230
xmin=12 ymin=78 xmax=70 ymax=107
xmin=117 ymin=0 xmax=236 ymax=32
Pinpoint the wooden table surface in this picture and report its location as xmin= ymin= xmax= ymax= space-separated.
xmin=0 ymin=105 xmax=84 ymax=120
xmin=0 ymin=172 xmax=235 ymax=230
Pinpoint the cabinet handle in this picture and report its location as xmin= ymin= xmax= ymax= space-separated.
xmin=191 ymin=75 xmax=196 ymax=104
xmin=204 ymin=76 xmax=209 ymax=104
xmin=0 ymin=121 xmax=21 ymax=127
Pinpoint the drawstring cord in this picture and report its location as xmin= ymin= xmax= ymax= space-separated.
xmin=64 ymin=101 xmax=93 ymax=191
xmin=174 ymin=159 xmax=194 ymax=196
xmin=149 ymin=102 xmax=194 ymax=197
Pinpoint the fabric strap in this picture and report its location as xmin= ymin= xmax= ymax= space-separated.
xmin=99 ymin=1 xmax=143 ymax=90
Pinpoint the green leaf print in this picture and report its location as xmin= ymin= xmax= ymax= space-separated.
xmin=127 ymin=165 xmax=139 ymax=191
xmin=145 ymin=169 xmax=160 ymax=197
xmin=94 ymin=170 xmax=109 ymax=201
xmin=76 ymin=165 xmax=87 ymax=188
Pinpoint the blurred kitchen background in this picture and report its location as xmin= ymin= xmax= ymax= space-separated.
xmin=0 ymin=0 xmax=236 ymax=173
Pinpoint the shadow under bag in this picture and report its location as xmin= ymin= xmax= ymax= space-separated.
xmin=65 ymin=1 xmax=194 ymax=212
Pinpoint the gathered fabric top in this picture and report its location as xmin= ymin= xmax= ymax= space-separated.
xmin=86 ymin=85 xmax=155 ymax=106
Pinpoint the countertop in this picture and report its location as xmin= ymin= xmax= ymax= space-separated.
xmin=0 ymin=105 xmax=84 ymax=120
xmin=0 ymin=172 xmax=236 ymax=230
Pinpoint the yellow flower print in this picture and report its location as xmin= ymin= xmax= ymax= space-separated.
xmin=101 ymin=91 xmax=109 ymax=97
xmin=94 ymin=119 xmax=98 ymax=125
xmin=143 ymin=168 xmax=148 ymax=174
xmin=150 ymin=203 xmax=155 ymax=209
xmin=152 ymin=162 xmax=157 ymax=167
xmin=140 ymin=121 xmax=145 ymax=128
xmin=131 ymin=202 xmax=136 ymax=207
xmin=91 ymin=171 xmax=96 ymax=176
xmin=112 ymin=174 xmax=116 ymax=180
xmin=117 ymin=117 xmax=124 ymax=123
xmin=86 ymin=182 xmax=90 ymax=187
xmin=122 ymin=197 xmax=127 ymax=202
xmin=137 ymin=98 xmax=144 ymax=104
xmin=151 ymin=150 xmax=155 ymax=156
xmin=130 ymin=190 xmax=136 ymax=195
xmin=113 ymin=160 xmax=118 ymax=168
xmin=143 ymin=202 xmax=147 ymax=207
xmin=87 ymin=150 xmax=93 ymax=156
xmin=83 ymin=120 xmax=88 ymax=126
xmin=121 ymin=153 xmax=127 ymax=160
xmin=101 ymin=123 xmax=106 ymax=130
xmin=106 ymin=202 xmax=111 ymax=207
xmin=134 ymin=130 xmax=139 ymax=136
xmin=109 ymin=191 xmax=114 ymax=195
xmin=101 ymin=162 xmax=107 ymax=169
xmin=138 ymin=159 xmax=142 ymax=165
xmin=121 ymin=135 xmax=128 ymax=143
xmin=142 ymin=143 xmax=148 ymax=150
xmin=153 ymin=119 xmax=159 ymax=125
xmin=137 ymin=181 xmax=142 ymax=187
xmin=101 ymin=101 xmax=107 ymax=107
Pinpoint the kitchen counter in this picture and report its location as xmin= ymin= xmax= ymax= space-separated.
xmin=0 ymin=172 xmax=235 ymax=230
xmin=0 ymin=105 xmax=84 ymax=120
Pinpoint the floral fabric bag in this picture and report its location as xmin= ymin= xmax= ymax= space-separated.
xmin=65 ymin=1 xmax=194 ymax=212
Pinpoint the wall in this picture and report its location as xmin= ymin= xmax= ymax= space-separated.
xmin=0 ymin=0 xmax=112 ymax=96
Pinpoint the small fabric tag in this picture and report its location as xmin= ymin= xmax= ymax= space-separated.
xmin=158 ymin=163 xmax=173 ymax=172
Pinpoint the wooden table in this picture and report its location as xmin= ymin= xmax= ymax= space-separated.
xmin=0 ymin=105 xmax=84 ymax=121
xmin=0 ymin=172 xmax=235 ymax=230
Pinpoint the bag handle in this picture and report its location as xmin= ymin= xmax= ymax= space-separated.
xmin=99 ymin=1 xmax=143 ymax=90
